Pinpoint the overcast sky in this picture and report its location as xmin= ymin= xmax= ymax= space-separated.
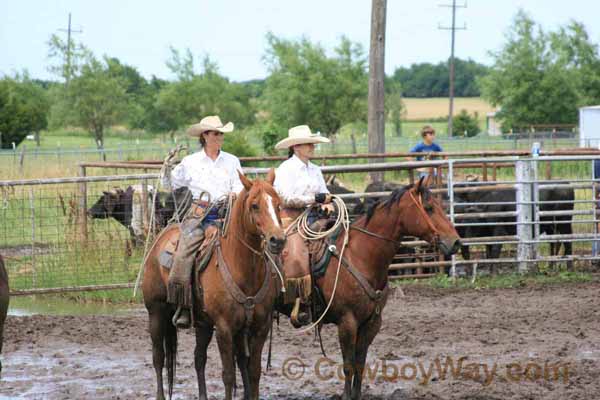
xmin=1 ymin=0 xmax=599 ymax=82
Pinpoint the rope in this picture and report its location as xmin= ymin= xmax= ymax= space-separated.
xmin=132 ymin=145 xmax=187 ymax=298
xmin=264 ymin=250 xmax=286 ymax=294
xmin=292 ymin=196 xmax=350 ymax=334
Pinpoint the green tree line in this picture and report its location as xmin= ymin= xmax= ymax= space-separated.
xmin=2 ymin=10 xmax=600 ymax=150
xmin=390 ymin=58 xmax=489 ymax=98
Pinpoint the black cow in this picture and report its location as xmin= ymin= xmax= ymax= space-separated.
xmin=325 ymin=175 xmax=364 ymax=215
xmin=0 ymin=253 xmax=8 ymax=376
xmin=88 ymin=186 xmax=140 ymax=243
xmin=157 ymin=186 xmax=193 ymax=225
xmin=87 ymin=185 xmax=192 ymax=245
xmin=458 ymin=187 xmax=574 ymax=269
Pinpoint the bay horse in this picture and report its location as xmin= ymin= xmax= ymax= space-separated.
xmin=291 ymin=176 xmax=461 ymax=400
xmin=0 ymin=254 xmax=8 ymax=377
xmin=142 ymin=170 xmax=286 ymax=400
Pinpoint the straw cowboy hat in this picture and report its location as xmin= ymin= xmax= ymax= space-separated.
xmin=187 ymin=115 xmax=234 ymax=137
xmin=275 ymin=125 xmax=330 ymax=150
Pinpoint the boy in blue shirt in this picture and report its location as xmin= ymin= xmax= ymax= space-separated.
xmin=411 ymin=125 xmax=443 ymax=177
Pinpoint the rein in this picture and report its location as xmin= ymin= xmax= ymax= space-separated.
xmin=350 ymin=225 xmax=403 ymax=246
xmin=235 ymin=232 xmax=264 ymax=256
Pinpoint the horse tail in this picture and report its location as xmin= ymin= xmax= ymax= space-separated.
xmin=165 ymin=327 xmax=178 ymax=400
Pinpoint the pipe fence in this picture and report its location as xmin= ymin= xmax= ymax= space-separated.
xmin=1 ymin=154 xmax=599 ymax=295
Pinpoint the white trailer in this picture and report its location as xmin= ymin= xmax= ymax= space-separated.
xmin=580 ymin=105 xmax=600 ymax=148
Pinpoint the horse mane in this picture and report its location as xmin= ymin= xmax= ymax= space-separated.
xmin=364 ymin=183 xmax=432 ymax=224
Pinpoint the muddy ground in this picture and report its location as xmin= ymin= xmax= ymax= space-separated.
xmin=1 ymin=281 xmax=599 ymax=400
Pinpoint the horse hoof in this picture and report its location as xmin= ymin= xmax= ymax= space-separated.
xmin=173 ymin=308 xmax=191 ymax=329
xmin=291 ymin=311 xmax=310 ymax=328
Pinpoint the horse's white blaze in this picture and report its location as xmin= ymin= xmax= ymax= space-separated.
xmin=265 ymin=194 xmax=280 ymax=228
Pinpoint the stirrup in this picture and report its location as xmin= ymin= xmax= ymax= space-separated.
xmin=290 ymin=298 xmax=310 ymax=328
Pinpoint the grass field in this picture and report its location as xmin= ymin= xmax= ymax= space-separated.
xmin=402 ymin=97 xmax=496 ymax=120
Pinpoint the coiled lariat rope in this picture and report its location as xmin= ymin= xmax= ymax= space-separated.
xmin=133 ymin=145 xmax=187 ymax=298
xmin=287 ymin=196 xmax=350 ymax=333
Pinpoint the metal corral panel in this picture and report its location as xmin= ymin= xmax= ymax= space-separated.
xmin=579 ymin=105 xmax=600 ymax=148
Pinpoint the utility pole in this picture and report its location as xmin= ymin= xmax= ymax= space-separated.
xmin=58 ymin=13 xmax=82 ymax=86
xmin=439 ymin=0 xmax=466 ymax=137
xmin=367 ymin=0 xmax=387 ymax=183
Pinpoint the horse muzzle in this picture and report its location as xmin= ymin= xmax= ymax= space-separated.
xmin=439 ymin=238 xmax=461 ymax=257
xmin=267 ymin=235 xmax=286 ymax=254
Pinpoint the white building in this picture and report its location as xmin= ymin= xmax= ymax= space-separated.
xmin=579 ymin=105 xmax=600 ymax=148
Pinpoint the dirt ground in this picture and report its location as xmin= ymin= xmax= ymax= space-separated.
xmin=1 ymin=281 xmax=599 ymax=400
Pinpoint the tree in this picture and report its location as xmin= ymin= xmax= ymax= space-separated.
xmin=549 ymin=21 xmax=600 ymax=105
xmin=386 ymin=80 xmax=405 ymax=137
xmin=47 ymin=34 xmax=92 ymax=84
xmin=153 ymin=49 xmax=256 ymax=140
xmin=452 ymin=109 xmax=479 ymax=137
xmin=0 ymin=74 xmax=49 ymax=149
xmin=263 ymin=33 xmax=368 ymax=137
xmin=391 ymin=58 xmax=488 ymax=97
xmin=66 ymin=57 xmax=129 ymax=149
xmin=47 ymin=36 xmax=129 ymax=148
xmin=479 ymin=11 xmax=599 ymax=131
xmin=105 ymin=57 xmax=152 ymax=130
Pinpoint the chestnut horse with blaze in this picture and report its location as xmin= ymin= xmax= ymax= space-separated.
xmin=291 ymin=177 xmax=461 ymax=400
xmin=142 ymin=170 xmax=285 ymax=400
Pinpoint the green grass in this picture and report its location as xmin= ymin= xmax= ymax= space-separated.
xmin=396 ymin=271 xmax=595 ymax=290
xmin=1 ymin=179 xmax=148 ymax=302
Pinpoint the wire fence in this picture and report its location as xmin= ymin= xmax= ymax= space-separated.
xmin=0 ymin=135 xmax=585 ymax=174
xmin=1 ymin=155 xmax=599 ymax=295
xmin=0 ymin=174 xmax=161 ymax=295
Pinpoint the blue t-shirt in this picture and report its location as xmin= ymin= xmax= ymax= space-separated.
xmin=594 ymin=159 xmax=600 ymax=181
xmin=410 ymin=142 xmax=443 ymax=161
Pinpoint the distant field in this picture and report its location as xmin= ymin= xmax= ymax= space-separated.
xmin=402 ymin=97 xmax=496 ymax=120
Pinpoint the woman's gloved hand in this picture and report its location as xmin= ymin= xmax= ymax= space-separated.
xmin=314 ymin=193 xmax=333 ymax=204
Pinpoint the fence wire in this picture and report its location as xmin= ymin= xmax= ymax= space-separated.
xmin=1 ymin=154 xmax=600 ymax=294
xmin=0 ymin=175 xmax=161 ymax=294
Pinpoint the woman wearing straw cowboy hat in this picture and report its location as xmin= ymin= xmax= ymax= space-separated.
xmin=273 ymin=125 xmax=334 ymax=327
xmin=164 ymin=115 xmax=244 ymax=329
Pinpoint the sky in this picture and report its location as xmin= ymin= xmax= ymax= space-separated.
xmin=1 ymin=0 xmax=599 ymax=83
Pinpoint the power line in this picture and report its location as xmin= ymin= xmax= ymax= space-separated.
xmin=58 ymin=13 xmax=83 ymax=86
xmin=438 ymin=0 xmax=466 ymax=137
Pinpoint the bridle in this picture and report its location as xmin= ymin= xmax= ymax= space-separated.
xmin=408 ymin=189 xmax=440 ymax=244
xmin=350 ymin=188 xmax=440 ymax=246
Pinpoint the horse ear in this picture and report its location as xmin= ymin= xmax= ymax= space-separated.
xmin=415 ymin=175 xmax=425 ymax=193
xmin=422 ymin=174 xmax=432 ymax=188
xmin=265 ymin=168 xmax=276 ymax=185
xmin=238 ymin=171 xmax=253 ymax=191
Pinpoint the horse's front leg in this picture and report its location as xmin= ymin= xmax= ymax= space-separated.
xmin=338 ymin=313 xmax=358 ymax=400
xmin=215 ymin=323 xmax=236 ymax=400
xmin=247 ymin=316 xmax=271 ymax=400
xmin=234 ymin=331 xmax=251 ymax=400
xmin=352 ymin=313 xmax=383 ymax=400
xmin=194 ymin=324 xmax=214 ymax=400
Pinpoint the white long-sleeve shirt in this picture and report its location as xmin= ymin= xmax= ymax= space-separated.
xmin=163 ymin=149 xmax=244 ymax=201
xmin=274 ymin=155 xmax=329 ymax=207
